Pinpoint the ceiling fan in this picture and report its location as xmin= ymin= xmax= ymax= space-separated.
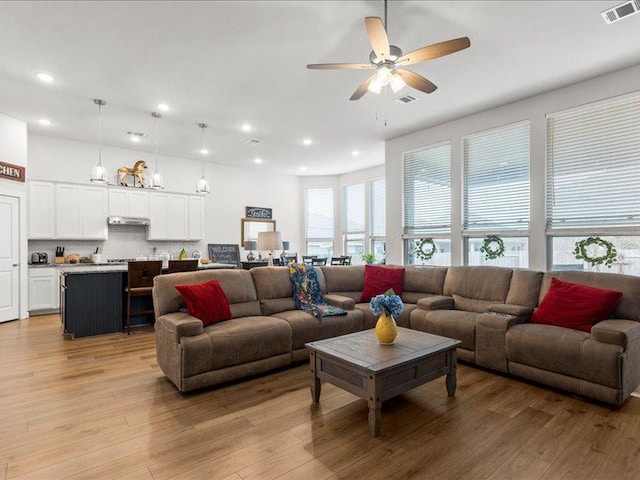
xmin=307 ymin=1 xmax=471 ymax=101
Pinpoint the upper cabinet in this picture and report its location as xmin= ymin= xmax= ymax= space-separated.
xmin=29 ymin=181 xmax=56 ymax=239
xmin=148 ymin=192 xmax=203 ymax=241
xmin=109 ymin=188 xmax=149 ymax=218
xmin=29 ymin=181 xmax=108 ymax=240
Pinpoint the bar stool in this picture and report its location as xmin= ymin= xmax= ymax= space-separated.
xmin=125 ymin=260 xmax=163 ymax=334
xmin=168 ymin=259 xmax=199 ymax=273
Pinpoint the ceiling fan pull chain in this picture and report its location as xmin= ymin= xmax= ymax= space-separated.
xmin=384 ymin=85 xmax=388 ymax=126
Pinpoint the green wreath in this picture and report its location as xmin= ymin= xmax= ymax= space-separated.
xmin=573 ymin=237 xmax=617 ymax=268
xmin=480 ymin=235 xmax=505 ymax=260
xmin=415 ymin=238 xmax=437 ymax=261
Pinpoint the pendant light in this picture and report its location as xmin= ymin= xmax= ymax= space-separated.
xmin=90 ymin=99 xmax=109 ymax=184
xmin=196 ymin=123 xmax=210 ymax=194
xmin=150 ymin=112 xmax=164 ymax=189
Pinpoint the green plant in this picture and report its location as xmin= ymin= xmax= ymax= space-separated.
xmin=574 ymin=237 xmax=617 ymax=268
xmin=361 ymin=253 xmax=377 ymax=264
xmin=480 ymin=235 xmax=505 ymax=260
xmin=415 ymin=238 xmax=437 ymax=261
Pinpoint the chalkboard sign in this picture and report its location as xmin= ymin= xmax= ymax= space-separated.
xmin=207 ymin=244 xmax=240 ymax=266
xmin=245 ymin=206 xmax=272 ymax=219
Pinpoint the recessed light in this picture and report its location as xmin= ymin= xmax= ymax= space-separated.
xmin=303 ymin=138 xmax=312 ymax=146
xmin=200 ymin=148 xmax=209 ymax=155
xmin=36 ymin=73 xmax=54 ymax=83
xmin=38 ymin=118 xmax=51 ymax=126
xmin=300 ymin=166 xmax=307 ymax=171
xmin=241 ymin=123 xmax=252 ymax=132
xmin=254 ymin=158 xmax=263 ymax=164
xmin=130 ymin=137 xmax=141 ymax=143
xmin=157 ymin=103 xmax=171 ymax=112
xmin=352 ymin=150 xmax=360 ymax=156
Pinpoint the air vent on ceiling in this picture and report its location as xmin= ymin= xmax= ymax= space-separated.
xmin=244 ymin=139 xmax=261 ymax=146
xmin=601 ymin=0 xmax=640 ymax=23
xmin=126 ymin=131 xmax=148 ymax=139
xmin=396 ymin=94 xmax=418 ymax=104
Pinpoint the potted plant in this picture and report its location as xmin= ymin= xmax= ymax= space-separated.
xmin=361 ymin=253 xmax=377 ymax=264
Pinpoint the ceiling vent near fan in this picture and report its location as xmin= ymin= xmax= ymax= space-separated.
xmin=601 ymin=0 xmax=640 ymax=23
xmin=244 ymin=138 xmax=261 ymax=146
xmin=396 ymin=94 xmax=418 ymax=104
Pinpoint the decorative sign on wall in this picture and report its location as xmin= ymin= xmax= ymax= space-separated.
xmin=0 ymin=161 xmax=25 ymax=183
xmin=207 ymin=243 xmax=241 ymax=266
xmin=245 ymin=206 xmax=272 ymax=219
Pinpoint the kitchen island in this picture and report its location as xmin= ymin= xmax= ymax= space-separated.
xmin=59 ymin=262 xmax=234 ymax=338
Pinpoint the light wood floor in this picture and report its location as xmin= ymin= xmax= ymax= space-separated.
xmin=2 ymin=315 xmax=640 ymax=480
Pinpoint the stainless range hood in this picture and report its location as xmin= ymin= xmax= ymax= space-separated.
xmin=108 ymin=216 xmax=150 ymax=226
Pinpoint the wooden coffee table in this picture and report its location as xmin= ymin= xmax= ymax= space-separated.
xmin=306 ymin=327 xmax=461 ymax=436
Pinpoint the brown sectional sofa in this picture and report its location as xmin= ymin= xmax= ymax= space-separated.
xmin=153 ymin=265 xmax=640 ymax=406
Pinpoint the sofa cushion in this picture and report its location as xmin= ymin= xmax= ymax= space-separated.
xmin=402 ymin=266 xmax=448 ymax=303
xmin=506 ymin=323 xmax=622 ymax=389
xmin=443 ymin=266 xmax=513 ymax=303
xmin=180 ymin=316 xmax=293 ymax=377
xmin=321 ymin=265 xmax=365 ymax=296
xmin=252 ymin=266 xmax=321 ymax=315
xmin=360 ymin=265 xmax=405 ymax=302
xmin=272 ymin=309 xmax=364 ymax=349
xmin=506 ymin=269 xmax=544 ymax=308
xmin=532 ymin=278 xmax=622 ymax=332
xmin=175 ymin=280 xmax=232 ymax=326
xmin=410 ymin=309 xmax=477 ymax=351
xmin=453 ymin=294 xmax=501 ymax=313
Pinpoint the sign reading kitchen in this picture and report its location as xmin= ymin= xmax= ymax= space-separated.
xmin=0 ymin=161 xmax=25 ymax=183
xmin=245 ymin=206 xmax=272 ymax=219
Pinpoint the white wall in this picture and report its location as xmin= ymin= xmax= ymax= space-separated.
xmin=386 ymin=63 xmax=640 ymax=268
xmin=28 ymin=134 xmax=301 ymax=260
xmin=0 ymin=112 xmax=28 ymax=319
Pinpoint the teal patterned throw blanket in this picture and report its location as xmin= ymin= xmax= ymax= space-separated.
xmin=289 ymin=263 xmax=347 ymax=321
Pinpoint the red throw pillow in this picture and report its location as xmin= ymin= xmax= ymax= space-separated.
xmin=531 ymin=278 xmax=622 ymax=332
xmin=175 ymin=280 xmax=232 ymax=326
xmin=360 ymin=265 xmax=405 ymax=302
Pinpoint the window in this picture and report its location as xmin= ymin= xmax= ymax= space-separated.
xmin=547 ymin=93 xmax=640 ymax=274
xmin=403 ymin=142 xmax=451 ymax=265
xmin=305 ymin=187 xmax=334 ymax=257
xmin=463 ymin=121 xmax=530 ymax=267
xmin=370 ymin=178 xmax=386 ymax=263
xmin=344 ymin=183 xmax=365 ymax=264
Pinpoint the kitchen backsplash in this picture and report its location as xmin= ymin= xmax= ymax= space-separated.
xmin=28 ymin=224 xmax=206 ymax=262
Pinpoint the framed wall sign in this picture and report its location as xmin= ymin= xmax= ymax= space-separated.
xmin=207 ymin=244 xmax=241 ymax=266
xmin=245 ymin=206 xmax=272 ymax=219
xmin=0 ymin=161 xmax=25 ymax=183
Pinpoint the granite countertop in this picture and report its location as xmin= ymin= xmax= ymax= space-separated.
xmin=57 ymin=263 xmax=237 ymax=274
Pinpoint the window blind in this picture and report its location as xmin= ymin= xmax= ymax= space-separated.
xmin=546 ymin=94 xmax=640 ymax=231
xmin=305 ymin=187 xmax=334 ymax=238
xmin=343 ymin=183 xmax=365 ymax=233
xmin=371 ymin=178 xmax=386 ymax=236
xmin=403 ymin=142 xmax=451 ymax=235
xmin=463 ymin=121 xmax=530 ymax=232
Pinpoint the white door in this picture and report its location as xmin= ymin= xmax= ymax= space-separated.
xmin=0 ymin=195 xmax=20 ymax=322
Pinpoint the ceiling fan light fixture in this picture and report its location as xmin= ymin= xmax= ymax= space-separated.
xmin=367 ymin=77 xmax=383 ymax=94
xmin=390 ymin=72 xmax=406 ymax=93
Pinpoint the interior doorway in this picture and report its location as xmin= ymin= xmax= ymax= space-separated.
xmin=0 ymin=194 xmax=20 ymax=322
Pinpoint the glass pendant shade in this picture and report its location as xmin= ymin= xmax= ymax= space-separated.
xmin=90 ymin=99 xmax=109 ymax=184
xmin=389 ymin=72 xmax=406 ymax=93
xmin=196 ymin=176 xmax=210 ymax=194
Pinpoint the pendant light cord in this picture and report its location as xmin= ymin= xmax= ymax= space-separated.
xmin=98 ymin=102 xmax=102 ymax=166
xmin=153 ymin=112 xmax=160 ymax=173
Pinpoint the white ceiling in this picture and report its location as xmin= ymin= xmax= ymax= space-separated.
xmin=0 ymin=1 xmax=639 ymax=176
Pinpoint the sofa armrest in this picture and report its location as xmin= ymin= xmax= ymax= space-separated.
xmin=487 ymin=304 xmax=533 ymax=318
xmin=417 ymin=295 xmax=454 ymax=311
xmin=155 ymin=312 xmax=204 ymax=343
xmin=476 ymin=312 xmax=529 ymax=373
xmin=324 ymin=294 xmax=356 ymax=310
xmin=591 ymin=319 xmax=640 ymax=349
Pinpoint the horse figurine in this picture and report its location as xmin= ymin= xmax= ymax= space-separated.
xmin=117 ymin=160 xmax=147 ymax=187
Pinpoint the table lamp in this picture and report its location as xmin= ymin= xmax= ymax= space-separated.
xmin=258 ymin=231 xmax=282 ymax=266
xmin=243 ymin=240 xmax=258 ymax=262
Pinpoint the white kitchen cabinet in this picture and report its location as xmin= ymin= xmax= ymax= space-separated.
xmin=54 ymin=184 xmax=108 ymax=240
xmin=109 ymin=187 xmax=149 ymax=218
xmin=28 ymin=267 xmax=59 ymax=313
xmin=29 ymin=181 xmax=56 ymax=239
xmin=148 ymin=192 xmax=200 ymax=241
xmin=188 ymin=195 xmax=204 ymax=240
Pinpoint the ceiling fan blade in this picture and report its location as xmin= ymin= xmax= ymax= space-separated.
xmin=397 ymin=37 xmax=471 ymax=66
xmin=396 ymin=69 xmax=437 ymax=94
xmin=307 ymin=63 xmax=374 ymax=70
xmin=365 ymin=17 xmax=390 ymax=60
xmin=350 ymin=74 xmax=376 ymax=101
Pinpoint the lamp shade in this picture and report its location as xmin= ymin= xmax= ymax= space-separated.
xmin=282 ymin=241 xmax=290 ymax=251
xmin=243 ymin=240 xmax=258 ymax=251
xmin=257 ymin=231 xmax=282 ymax=251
